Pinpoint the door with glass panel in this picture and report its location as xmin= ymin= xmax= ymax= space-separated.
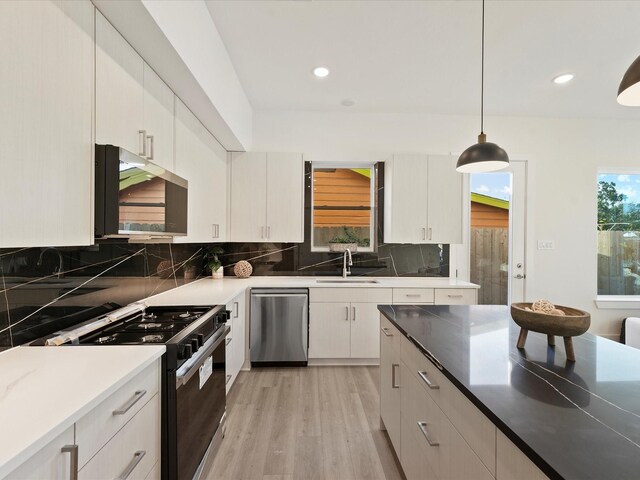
xmin=469 ymin=160 xmax=527 ymax=304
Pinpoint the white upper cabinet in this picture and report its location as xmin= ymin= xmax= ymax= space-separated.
xmin=142 ymin=63 xmax=175 ymax=171
xmin=96 ymin=12 xmax=175 ymax=171
xmin=174 ymin=99 xmax=227 ymax=243
xmin=95 ymin=11 xmax=144 ymax=155
xmin=230 ymin=152 xmax=304 ymax=242
xmin=0 ymin=0 xmax=94 ymax=248
xmin=384 ymin=154 xmax=462 ymax=244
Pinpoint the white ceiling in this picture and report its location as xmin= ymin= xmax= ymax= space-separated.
xmin=205 ymin=0 xmax=640 ymax=120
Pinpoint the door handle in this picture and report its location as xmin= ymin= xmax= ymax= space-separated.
xmin=61 ymin=445 xmax=78 ymax=480
xmin=113 ymin=390 xmax=147 ymax=415
xmin=352 ymin=306 xmax=356 ymax=321
xmin=418 ymin=370 xmax=439 ymax=390
xmin=422 ymin=227 xmax=426 ymax=240
xmin=261 ymin=226 xmax=264 ymax=239
xmin=428 ymin=227 xmax=432 ymax=240
xmin=391 ymin=364 xmax=399 ymax=388
xmin=514 ymin=274 xmax=526 ymax=279
xmin=138 ymin=130 xmax=147 ymax=157
xmin=146 ymin=134 xmax=154 ymax=160
xmin=267 ymin=226 xmax=271 ymax=239
xmin=117 ymin=451 xmax=146 ymax=480
xmin=417 ymin=421 xmax=439 ymax=446
xmin=381 ymin=327 xmax=393 ymax=337
xmin=345 ymin=306 xmax=349 ymax=321
xmin=234 ymin=301 xmax=239 ymax=318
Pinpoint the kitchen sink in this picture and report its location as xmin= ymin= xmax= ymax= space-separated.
xmin=316 ymin=279 xmax=379 ymax=284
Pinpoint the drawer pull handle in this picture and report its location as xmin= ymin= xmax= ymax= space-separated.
xmin=418 ymin=370 xmax=439 ymax=390
xmin=417 ymin=421 xmax=439 ymax=446
xmin=392 ymin=364 xmax=400 ymax=388
xmin=112 ymin=390 xmax=147 ymax=416
xmin=405 ymin=294 xmax=421 ymax=298
xmin=381 ymin=327 xmax=393 ymax=337
xmin=447 ymin=294 xmax=463 ymax=298
xmin=61 ymin=444 xmax=78 ymax=480
xmin=226 ymin=337 xmax=232 ymax=346
xmin=117 ymin=450 xmax=146 ymax=480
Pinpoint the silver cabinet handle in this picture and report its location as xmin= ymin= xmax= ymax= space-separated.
xmin=447 ymin=294 xmax=463 ymax=298
xmin=261 ymin=226 xmax=264 ymax=239
xmin=138 ymin=130 xmax=147 ymax=157
xmin=225 ymin=337 xmax=232 ymax=346
xmin=345 ymin=306 xmax=349 ymax=321
xmin=267 ymin=226 xmax=271 ymax=239
xmin=352 ymin=306 xmax=356 ymax=321
xmin=422 ymin=227 xmax=426 ymax=240
xmin=418 ymin=370 xmax=439 ymax=390
xmin=405 ymin=294 xmax=421 ymax=298
xmin=146 ymin=134 xmax=154 ymax=160
xmin=391 ymin=364 xmax=399 ymax=388
xmin=61 ymin=445 xmax=78 ymax=480
xmin=381 ymin=327 xmax=393 ymax=337
xmin=428 ymin=227 xmax=432 ymax=240
xmin=112 ymin=390 xmax=147 ymax=415
xmin=233 ymin=301 xmax=239 ymax=318
xmin=226 ymin=374 xmax=232 ymax=385
xmin=212 ymin=224 xmax=217 ymax=239
xmin=117 ymin=451 xmax=146 ymax=480
xmin=417 ymin=421 xmax=439 ymax=446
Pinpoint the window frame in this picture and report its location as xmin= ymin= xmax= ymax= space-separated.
xmin=310 ymin=162 xmax=376 ymax=253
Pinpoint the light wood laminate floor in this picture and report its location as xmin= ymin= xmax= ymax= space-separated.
xmin=203 ymin=366 xmax=404 ymax=480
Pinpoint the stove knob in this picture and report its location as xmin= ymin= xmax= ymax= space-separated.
xmin=191 ymin=337 xmax=199 ymax=353
xmin=197 ymin=333 xmax=204 ymax=347
xmin=180 ymin=344 xmax=193 ymax=360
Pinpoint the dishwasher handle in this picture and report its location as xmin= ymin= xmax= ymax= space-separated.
xmin=251 ymin=293 xmax=309 ymax=298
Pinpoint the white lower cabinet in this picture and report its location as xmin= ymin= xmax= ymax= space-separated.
xmin=380 ymin=316 xmax=401 ymax=453
xmin=308 ymin=288 xmax=392 ymax=360
xmin=226 ymin=291 xmax=246 ymax=392
xmin=496 ymin=431 xmax=549 ymax=480
xmin=4 ymin=426 xmax=75 ymax=480
xmin=4 ymin=360 xmax=161 ymax=480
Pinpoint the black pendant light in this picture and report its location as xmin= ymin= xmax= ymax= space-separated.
xmin=456 ymin=0 xmax=509 ymax=173
xmin=617 ymin=55 xmax=640 ymax=106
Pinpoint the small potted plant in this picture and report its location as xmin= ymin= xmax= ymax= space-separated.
xmin=328 ymin=226 xmax=369 ymax=252
xmin=205 ymin=246 xmax=225 ymax=279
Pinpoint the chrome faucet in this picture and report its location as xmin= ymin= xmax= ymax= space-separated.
xmin=37 ymin=248 xmax=65 ymax=279
xmin=342 ymin=249 xmax=353 ymax=278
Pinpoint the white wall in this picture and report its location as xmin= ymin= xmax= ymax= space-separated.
xmin=252 ymin=110 xmax=640 ymax=338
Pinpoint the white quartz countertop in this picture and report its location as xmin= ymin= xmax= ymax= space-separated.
xmin=144 ymin=276 xmax=479 ymax=307
xmin=0 ymin=345 xmax=165 ymax=478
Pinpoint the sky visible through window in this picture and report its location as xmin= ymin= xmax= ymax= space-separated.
xmin=598 ymin=174 xmax=640 ymax=204
xmin=470 ymin=172 xmax=511 ymax=200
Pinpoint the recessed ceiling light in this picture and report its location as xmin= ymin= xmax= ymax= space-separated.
xmin=341 ymin=99 xmax=355 ymax=107
xmin=312 ymin=66 xmax=330 ymax=78
xmin=553 ymin=73 xmax=574 ymax=85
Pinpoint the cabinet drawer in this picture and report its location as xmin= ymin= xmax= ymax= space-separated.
xmin=79 ymin=393 xmax=160 ymax=480
xmin=434 ymin=288 xmax=477 ymax=305
xmin=76 ymin=360 xmax=160 ymax=468
xmin=392 ymin=288 xmax=434 ymax=304
xmin=400 ymin=335 xmax=495 ymax=475
xmin=401 ymin=362 xmax=493 ymax=480
xmin=309 ymin=287 xmax=392 ymax=303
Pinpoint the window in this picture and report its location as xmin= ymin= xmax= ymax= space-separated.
xmin=597 ymin=172 xmax=640 ymax=295
xmin=311 ymin=164 xmax=375 ymax=252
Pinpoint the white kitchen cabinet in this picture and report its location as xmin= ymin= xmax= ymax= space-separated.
xmin=308 ymin=288 xmax=392 ymax=360
xmin=96 ymin=10 xmax=144 ymax=156
xmin=174 ymin=98 xmax=228 ymax=243
xmin=230 ymin=152 xmax=304 ymax=242
xmin=226 ymin=291 xmax=246 ymax=392
xmin=4 ymin=426 xmax=75 ymax=480
xmin=380 ymin=315 xmax=401 ymax=453
xmin=97 ymin=12 xmax=175 ymax=172
xmin=309 ymin=302 xmax=352 ymax=358
xmin=0 ymin=0 xmax=94 ymax=248
xmin=384 ymin=154 xmax=462 ymax=244
xmin=142 ymin=63 xmax=175 ymax=170
xmin=434 ymin=287 xmax=478 ymax=305
xmin=497 ymin=431 xmax=548 ymax=480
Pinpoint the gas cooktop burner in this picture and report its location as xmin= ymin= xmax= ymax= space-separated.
xmin=140 ymin=334 xmax=164 ymax=343
xmin=171 ymin=311 xmax=200 ymax=322
xmin=141 ymin=312 xmax=158 ymax=320
xmin=95 ymin=334 xmax=117 ymax=344
xmin=124 ymin=321 xmax=176 ymax=332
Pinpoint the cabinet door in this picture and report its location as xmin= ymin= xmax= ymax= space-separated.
xmin=309 ymin=303 xmax=351 ymax=358
xmin=350 ymin=303 xmax=381 ymax=358
xmin=380 ymin=316 xmax=401 ymax=452
xmin=497 ymin=431 xmax=548 ymax=480
xmin=142 ymin=63 xmax=174 ymax=171
xmin=427 ymin=155 xmax=463 ymax=244
xmin=6 ymin=426 xmax=75 ymax=479
xmin=265 ymin=153 xmax=304 ymax=242
xmin=0 ymin=0 xmax=94 ymax=248
xmin=226 ymin=292 xmax=246 ymax=391
xmin=230 ymin=152 xmax=268 ymax=241
xmin=202 ymin=127 xmax=228 ymax=241
xmin=383 ymin=155 xmax=429 ymax=243
xmin=95 ymin=11 xmax=144 ymax=155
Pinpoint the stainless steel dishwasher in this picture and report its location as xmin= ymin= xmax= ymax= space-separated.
xmin=250 ymin=288 xmax=309 ymax=366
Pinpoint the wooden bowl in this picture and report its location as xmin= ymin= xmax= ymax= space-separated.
xmin=510 ymin=303 xmax=591 ymax=337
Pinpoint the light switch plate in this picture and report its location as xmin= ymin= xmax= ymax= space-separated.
xmin=537 ymin=240 xmax=555 ymax=250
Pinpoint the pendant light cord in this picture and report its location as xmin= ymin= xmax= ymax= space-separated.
xmin=481 ymin=0 xmax=485 ymax=135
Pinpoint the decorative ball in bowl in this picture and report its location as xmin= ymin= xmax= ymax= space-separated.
xmin=233 ymin=260 xmax=253 ymax=278
xmin=510 ymin=301 xmax=590 ymax=362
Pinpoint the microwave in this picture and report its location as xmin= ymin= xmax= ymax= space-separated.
xmin=95 ymin=145 xmax=188 ymax=238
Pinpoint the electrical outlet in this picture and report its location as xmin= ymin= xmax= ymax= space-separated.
xmin=537 ymin=240 xmax=555 ymax=250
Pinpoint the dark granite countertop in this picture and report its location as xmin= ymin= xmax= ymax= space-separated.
xmin=378 ymin=304 xmax=640 ymax=480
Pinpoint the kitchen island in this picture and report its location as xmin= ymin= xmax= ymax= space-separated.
xmin=378 ymin=304 xmax=640 ymax=480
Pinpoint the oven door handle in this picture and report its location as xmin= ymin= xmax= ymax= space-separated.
xmin=176 ymin=326 xmax=230 ymax=389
